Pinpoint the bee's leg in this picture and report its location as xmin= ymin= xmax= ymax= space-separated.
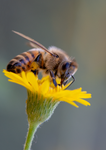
xmin=65 ymin=75 xmax=75 ymax=89
xmin=63 ymin=80 xmax=68 ymax=85
xmin=35 ymin=53 xmax=42 ymax=63
xmin=50 ymin=70 xmax=57 ymax=87
xmin=31 ymin=53 xmax=42 ymax=75
xmin=71 ymin=75 xmax=75 ymax=85
xmin=31 ymin=69 xmax=39 ymax=75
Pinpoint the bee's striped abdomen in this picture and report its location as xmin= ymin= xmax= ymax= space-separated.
xmin=6 ymin=50 xmax=39 ymax=73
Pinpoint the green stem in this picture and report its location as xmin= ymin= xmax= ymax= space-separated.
xmin=24 ymin=122 xmax=39 ymax=150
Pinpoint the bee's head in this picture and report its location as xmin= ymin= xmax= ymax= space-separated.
xmin=59 ymin=59 xmax=78 ymax=85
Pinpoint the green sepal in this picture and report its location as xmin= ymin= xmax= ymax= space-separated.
xmin=26 ymin=90 xmax=59 ymax=124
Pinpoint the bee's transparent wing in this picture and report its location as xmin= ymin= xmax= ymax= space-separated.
xmin=12 ymin=30 xmax=55 ymax=57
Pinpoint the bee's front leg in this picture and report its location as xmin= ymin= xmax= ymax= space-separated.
xmin=50 ymin=70 xmax=57 ymax=87
xmin=64 ymin=75 xmax=75 ymax=89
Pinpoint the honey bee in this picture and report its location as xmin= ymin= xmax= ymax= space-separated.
xmin=7 ymin=31 xmax=78 ymax=87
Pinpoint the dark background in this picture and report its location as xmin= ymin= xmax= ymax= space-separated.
xmin=0 ymin=1 xmax=106 ymax=150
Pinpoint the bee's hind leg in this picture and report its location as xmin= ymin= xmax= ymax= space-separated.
xmin=30 ymin=53 xmax=42 ymax=76
xmin=50 ymin=70 xmax=57 ymax=87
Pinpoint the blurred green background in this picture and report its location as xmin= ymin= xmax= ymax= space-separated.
xmin=0 ymin=0 xmax=106 ymax=150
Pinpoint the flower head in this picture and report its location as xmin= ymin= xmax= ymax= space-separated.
xmin=3 ymin=69 xmax=91 ymax=108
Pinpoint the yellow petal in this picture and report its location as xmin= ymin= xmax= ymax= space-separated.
xmin=21 ymin=71 xmax=29 ymax=86
xmin=3 ymin=70 xmax=24 ymax=83
xmin=26 ymin=72 xmax=38 ymax=92
xmin=79 ymin=92 xmax=92 ymax=99
xmin=40 ymin=78 xmax=50 ymax=94
xmin=74 ymin=98 xmax=91 ymax=106
xmin=8 ymin=79 xmax=31 ymax=90
xmin=61 ymin=99 xmax=79 ymax=108
xmin=49 ymin=87 xmax=91 ymax=107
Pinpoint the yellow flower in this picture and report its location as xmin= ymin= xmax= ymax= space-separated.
xmin=3 ymin=69 xmax=91 ymax=150
xmin=3 ymin=69 xmax=91 ymax=108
